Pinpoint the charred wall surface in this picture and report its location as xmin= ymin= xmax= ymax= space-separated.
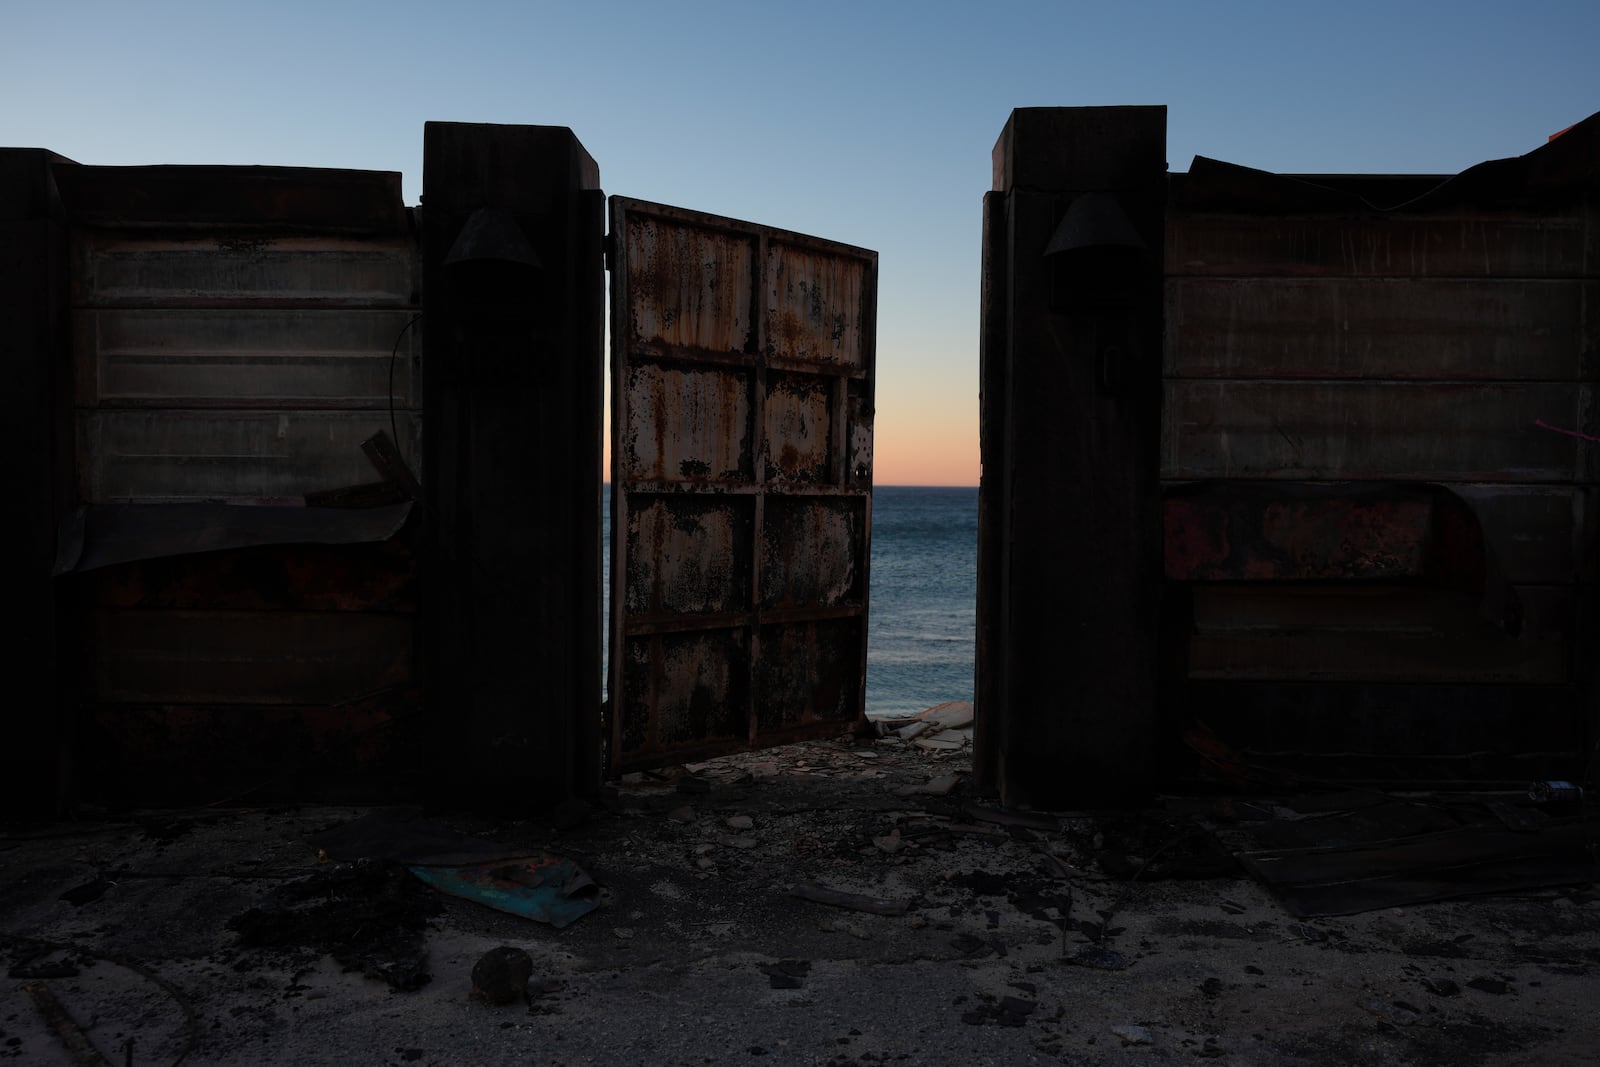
xmin=0 ymin=157 xmax=436 ymax=806
xmin=979 ymin=107 xmax=1600 ymax=800
xmin=1163 ymin=120 xmax=1600 ymax=782
xmin=41 ymin=164 xmax=426 ymax=803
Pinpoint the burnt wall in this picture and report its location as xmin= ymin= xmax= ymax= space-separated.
xmin=1161 ymin=119 xmax=1600 ymax=780
xmin=53 ymin=164 xmax=425 ymax=803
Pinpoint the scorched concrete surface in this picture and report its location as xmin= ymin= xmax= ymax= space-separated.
xmin=2 ymin=737 xmax=1597 ymax=1066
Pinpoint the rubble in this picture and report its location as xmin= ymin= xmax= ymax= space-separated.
xmin=227 ymin=861 xmax=438 ymax=991
xmin=470 ymin=946 xmax=532 ymax=1005
xmin=1111 ymin=1024 xmax=1154 ymax=1046
xmin=0 ymin=726 xmax=1596 ymax=1064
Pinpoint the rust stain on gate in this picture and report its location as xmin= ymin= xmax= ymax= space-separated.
xmin=608 ymin=199 xmax=877 ymax=774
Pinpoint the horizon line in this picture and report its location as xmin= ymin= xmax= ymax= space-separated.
xmin=599 ymin=482 xmax=978 ymax=489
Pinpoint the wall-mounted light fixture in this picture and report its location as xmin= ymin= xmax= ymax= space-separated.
xmin=443 ymin=206 xmax=543 ymax=316
xmin=1045 ymin=192 xmax=1146 ymax=295
xmin=445 ymin=206 xmax=542 ymax=269
xmin=1044 ymin=192 xmax=1150 ymax=397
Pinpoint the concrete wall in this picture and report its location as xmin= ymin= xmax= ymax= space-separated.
xmin=978 ymin=107 xmax=1600 ymax=795
xmin=51 ymin=162 xmax=426 ymax=802
xmin=1161 ymin=125 xmax=1600 ymax=780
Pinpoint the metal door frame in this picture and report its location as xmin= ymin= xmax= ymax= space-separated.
xmin=607 ymin=197 xmax=877 ymax=774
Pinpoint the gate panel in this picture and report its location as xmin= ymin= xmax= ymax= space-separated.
xmin=609 ymin=198 xmax=876 ymax=773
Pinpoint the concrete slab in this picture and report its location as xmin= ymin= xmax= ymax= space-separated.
xmin=2 ymin=739 xmax=1596 ymax=1065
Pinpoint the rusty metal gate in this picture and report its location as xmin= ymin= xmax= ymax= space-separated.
xmin=607 ymin=198 xmax=877 ymax=774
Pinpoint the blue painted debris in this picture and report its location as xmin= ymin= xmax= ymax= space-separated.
xmin=410 ymin=855 xmax=599 ymax=929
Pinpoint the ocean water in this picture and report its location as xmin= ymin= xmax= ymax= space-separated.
xmin=603 ymin=485 xmax=978 ymax=719
xmin=862 ymin=486 xmax=977 ymax=717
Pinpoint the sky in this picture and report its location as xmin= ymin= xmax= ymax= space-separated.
xmin=5 ymin=1 xmax=1596 ymax=486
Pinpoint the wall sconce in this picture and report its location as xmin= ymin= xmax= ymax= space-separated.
xmin=1044 ymin=192 xmax=1150 ymax=397
xmin=1045 ymin=192 xmax=1146 ymax=300
xmin=443 ymin=206 xmax=543 ymax=314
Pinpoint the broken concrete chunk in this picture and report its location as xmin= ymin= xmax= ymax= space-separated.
xmin=718 ymin=835 xmax=758 ymax=850
xmin=1111 ymin=1024 xmax=1153 ymax=1046
xmin=872 ymin=829 xmax=904 ymax=854
xmin=726 ymin=815 xmax=755 ymax=831
xmin=471 ymin=946 xmax=532 ymax=1006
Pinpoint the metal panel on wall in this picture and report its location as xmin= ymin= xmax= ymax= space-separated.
xmin=608 ymin=197 xmax=876 ymax=773
xmin=71 ymin=223 xmax=422 ymax=503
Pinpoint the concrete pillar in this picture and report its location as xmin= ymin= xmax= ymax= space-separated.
xmin=421 ymin=124 xmax=604 ymax=808
xmin=0 ymin=149 xmax=76 ymax=816
xmin=976 ymin=107 xmax=1167 ymax=807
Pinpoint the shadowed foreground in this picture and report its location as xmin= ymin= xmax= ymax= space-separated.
xmin=2 ymin=736 xmax=1596 ymax=1066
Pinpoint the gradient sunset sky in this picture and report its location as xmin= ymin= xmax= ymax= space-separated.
xmin=6 ymin=1 xmax=1595 ymax=485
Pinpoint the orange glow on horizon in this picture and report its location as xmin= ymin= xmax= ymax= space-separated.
xmin=601 ymin=365 xmax=980 ymax=488
xmin=869 ymin=414 xmax=979 ymax=486
xmin=599 ymin=430 xmax=979 ymax=487
xmin=599 ymin=414 xmax=978 ymax=486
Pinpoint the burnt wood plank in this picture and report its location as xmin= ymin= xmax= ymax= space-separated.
xmin=1453 ymin=484 xmax=1589 ymax=584
xmin=1165 ymin=278 xmax=1596 ymax=381
xmin=91 ymin=609 xmax=412 ymax=704
xmin=1189 ymin=584 xmax=1573 ymax=638
xmin=1166 ymin=214 xmax=1588 ymax=278
xmin=79 ymin=697 xmax=421 ymax=804
xmin=84 ymin=541 xmax=416 ymax=612
xmin=1187 ymin=630 xmax=1566 ymax=684
xmin=79 ymin=409 xmax=422 ymax=502
xmin=1183 ymin=680 xmax=1584 ymax=760
xmin=74 ymin=232 xmax=417 ymax=308
xmin=1162 ymin=381 xmax=1594 ymax=483
xmin=74 ymin=307 xmax=422 ymax=408
xmin=53 ymin=165 xmax=409 ymax=233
